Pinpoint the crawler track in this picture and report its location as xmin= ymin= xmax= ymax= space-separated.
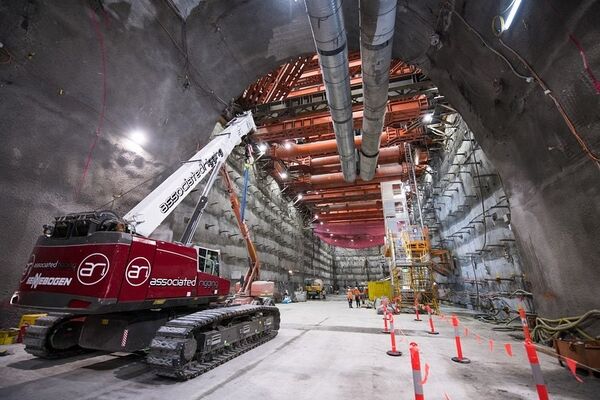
xmin=147 ymin=305 xmax=280 ymax=380
xmin=23 ymin=313 xmax=87 ymax=358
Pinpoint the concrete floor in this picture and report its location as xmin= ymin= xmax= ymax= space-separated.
xmin=0 ymin=297 xmax=598 ymax=399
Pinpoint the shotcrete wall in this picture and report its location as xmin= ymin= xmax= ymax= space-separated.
xmin=333 ymin=247 xmax=386 ymax=289
xmin=422 ymin=118 xmax=531 ymax=312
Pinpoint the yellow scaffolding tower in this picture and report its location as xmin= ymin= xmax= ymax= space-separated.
xmin=385 ymin=226 xmax=439 ymax=312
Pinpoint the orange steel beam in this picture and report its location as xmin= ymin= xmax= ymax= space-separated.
xmin=289 ymin=63 xmax=418 ymax=98
xmin=314 ymin=200 xmax=382 ymax=212
xmin=290 ymin=164 xmax=425 ymax=190
xmin=320 ymin=217 xmax=384 ymax=224
xmin=317 ymin=210 xmax=384 ymax=222
xmin=255 ymin=96 xmax=428 ymax=142
xmin=303 ymin=192 xmax=382 ymax=204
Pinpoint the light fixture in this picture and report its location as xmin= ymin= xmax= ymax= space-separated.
xmin=501 ymin=0 xmax=522 ymax=32
xmin=257 ymin=143 xmax=268 ymax=153
xmin=351 ymin=239 xmax=354 ymax=242
xmin=129 ymin=129 xmax=147 ymax=145
xmin=284 ymin=142 xmax=293 ymax=150
xmin=279 ymin=171 xmax=288 ymax=179
xmin=314 ymin=214 xmax=319 ymax=219
xmin=297 ymin=194 xmax=303 ymax=200
xmin=288 ymin=269 xmax=293 ymax=275
xmin=422 ymin=113 xmax=433 ymax=124
xmin=330 ymin=233 xmax=333 ymax=237
xmin=320 ymin=221 xmax=323 ymax=225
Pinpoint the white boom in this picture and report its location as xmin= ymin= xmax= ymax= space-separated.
xmin=124 ymin=112 xmax=256 ymax=237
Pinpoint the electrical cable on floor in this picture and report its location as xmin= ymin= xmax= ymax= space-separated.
xmin=532 ymin=310 xmax=600 ymax=345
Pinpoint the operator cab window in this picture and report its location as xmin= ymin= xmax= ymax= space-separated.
xmin=198 ymin=248 xmax=220 ymax=276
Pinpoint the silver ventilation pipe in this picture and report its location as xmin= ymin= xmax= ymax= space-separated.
xmin=359 ymin=0 xmax=396 ymax=181
xmin=305 ymin=0 xmax=356 ymax=182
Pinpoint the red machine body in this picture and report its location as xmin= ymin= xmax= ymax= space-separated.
xmin=13 ymin=231 xmax=230 ymax=314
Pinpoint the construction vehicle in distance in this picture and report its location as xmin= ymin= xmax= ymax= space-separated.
xmin=304 ymin=278 xmax=325 ymax=300
xmin=10 ymin=112 xmax=280 ymax=380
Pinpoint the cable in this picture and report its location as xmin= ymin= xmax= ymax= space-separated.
xmin=497 ymin=38 xmax=600 ymax=165
xmin=75 ymin=8 xmax=108 ymax=201
xmin=451 ymin=10 xmax=533 ymax=82
xmin=532 ymin=310 xmax=600 ymax=344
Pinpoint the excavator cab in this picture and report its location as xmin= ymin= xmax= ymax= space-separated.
xmin=196 ymin=246 xmax=220 ymax=276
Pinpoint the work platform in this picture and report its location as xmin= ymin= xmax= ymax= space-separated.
xmin=0 ymin=297 xmax=597 ymax=399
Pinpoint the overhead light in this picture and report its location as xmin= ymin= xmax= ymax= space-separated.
xmin=502 ymin=0 xmax=523 ymax=31
xmin=288 ymin=269 xmax=293 ymax=275
xmin=129 ymin=129 xmax=147 ymax=145
xmin=279 ymin=171 xmax=288 ymax=179
xmin=330 ymin=233 xmax=333 ymax=237
xmin=351 ymin=239 xmax=354 ymax=242
xmin=284 ymin=142 xmax=293 ymax=150
xmin=422 ymin=113 xmax=433 ymax=124
xmin=320 ymin=221 xmax=324 ymax=225
xmin=314 ymin=214 xmax=319 ymax=219
xmin=297 ymin=194 xmax=303 ymax=200
xmin=257 ymin=143 xmax=268 ymax=153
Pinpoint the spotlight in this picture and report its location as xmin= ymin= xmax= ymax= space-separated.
xmin=129 ymin=129 xmax=147 ymax=145
xmin=279 ymin=172 xmax=288 ymax=179
xmin=297 ymin=194 xmax=303 ymax=200
xmin=320 ymin=221 xmax=323 ymax=225
xmin=502 ymin=0 xmax=522 ymax=31
xmin=422 ymin=113 xmax=433 ymax=124
xmin=257 ymin=143 xmax=268 ymax=153
xmin=284 ymin=142 xmax=293 ymax=150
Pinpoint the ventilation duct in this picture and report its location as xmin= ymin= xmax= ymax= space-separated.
xmin=359 ymin=0 xmax=396 ymax=181
xmin=304 ymin=0 xmax=356 ymax=182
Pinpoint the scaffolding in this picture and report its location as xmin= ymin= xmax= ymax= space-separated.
xmin=385 ymin=226 xmax=439 ymax=312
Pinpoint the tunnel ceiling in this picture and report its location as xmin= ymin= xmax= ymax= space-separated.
xmin=1 ymin=0 xmax=599 ymax=320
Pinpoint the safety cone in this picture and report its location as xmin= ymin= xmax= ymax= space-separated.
xmin=450 ymin=315 xmax=470 ymax=364
xmin=414 ymin=301 xmax=422 ymax=321
xmin=426 ymin=305 xmax=439 ymax=335
xmin=518 ymin=306 xmax=532 ymax=341
xmin=382 ymin=308 xmax=390 ymax=334
xmin=386 ymin=313 xmax=402 ymax=357
xmin=410 ymin=342 xmax=425 ymax=400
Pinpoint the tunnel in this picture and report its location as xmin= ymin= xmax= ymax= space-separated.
xmin=0 ymin=1 xmax=599 ymax=398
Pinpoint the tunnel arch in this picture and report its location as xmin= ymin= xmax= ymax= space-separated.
xmin=0 ymin=0 xmax=598 ymax=324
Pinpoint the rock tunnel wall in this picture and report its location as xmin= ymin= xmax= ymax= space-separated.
xmin=332 ymin=246 xmax=386 ymax=289
xmin=1 ymin=0 xmax=599 ymax=323
xmin=422 ymin=118 xmax=532 ymax=313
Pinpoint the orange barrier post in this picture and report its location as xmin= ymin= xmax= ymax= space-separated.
xmin=518 ymin=306 xmax=532 ymax=341
xmin=525 ymin=340 xmax=550 ymax=400
xmin=382 ymin=308 xmax=390 ymax=334
xmin=414 ymin=300 xmax=422 ymax=321
xmin=410 ymin=342 xmax=425 ymax=400
xmin=386 ymin=313 xmax=402 ymax=357
xmin=450 ymin=315 xmax=470 ymax=364
xmin=426 ymin=305 xmax=439 ymax=335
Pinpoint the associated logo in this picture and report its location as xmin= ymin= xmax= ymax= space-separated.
xmin=125 ymin=257 xmax=152 ymax=286
xmin=21 ymin=254 xmax=35 ymax=282
xmin=77 ymin=253 xmax=110 ymax=286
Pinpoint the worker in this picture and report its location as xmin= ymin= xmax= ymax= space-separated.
xmin=346 ymin=288 xmax=353 ymax=308
xmin=353 ymin=287 xmax=361 ymax=308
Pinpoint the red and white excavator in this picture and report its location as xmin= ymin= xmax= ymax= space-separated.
xmin=10 ymin=112 xmax=280 ymax=380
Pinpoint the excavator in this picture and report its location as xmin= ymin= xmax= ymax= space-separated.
xmin=10 ymin=112 xmax=280 ymax=380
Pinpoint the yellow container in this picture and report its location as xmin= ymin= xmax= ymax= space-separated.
xmin=368 ymin=280 xmax=393 ymax=301
xmin=19 ymin=313 xmax=47 ymax=328
xmin=0 ymin=328 xmax=19 ymax=345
